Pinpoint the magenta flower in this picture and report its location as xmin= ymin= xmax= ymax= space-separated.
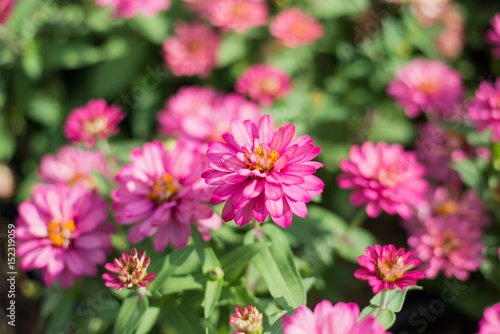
xmin=282 ymin=300 xmax=390 ymax=334
xmin=486 ymin=13 xmax=500 ymax=58
xmin=157 ymin=86 xmax=261 ymax=143
xmin=469 ymin=78 xmax=500 ymax=142
xmin=235 ymin=64 xmax=291 ymax=106
xmin=230 ymin=306 xmax=263 ymax=334
xmin=0 ymin=0 xmax=15 ymax=24
xmin=95 ymin=0 xmax=170 ymax=18
xmin=102 ymin=248 xmax=156 ymax=290
xmin=477 ymin=304 xmax=500 ymax=334
xmin=202 ymin=115 xmax=323 ymax=228
xmin=206 ymin=0 xmax=268 ymax=34
xmin=64 ymin=99 xmax=125 ymax=148
xmin=163 ymin=22 xmax=219 ymax=77
xmin=111 ymin=140 xmax=221 ymax=251
xmin=338 ymin=142 xmax=427 ymax=219
xmin=354 ymin=244 xmax=424 ymax=294
xmin=16 ymin=184 xmax=114 ymax=287
xmin=386 ymin=58 xmax=464 ymax=118
xmin=270 ymin=8 xmax=324 ymax=48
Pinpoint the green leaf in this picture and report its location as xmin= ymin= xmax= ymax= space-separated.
xmin=191 ymin=225 xmax=221 ymax=274
xmin=114 ymin=294 xmax=149 ymax=334
xmin=135 ymin=306 xmax=160 ymax=334
xmin=22 ymin=41 xmax=43 ymax=80
xmin=310 ymin=0 xmax=369 ymax=18
xmin=131 ymin=14 xmax=171 ymax=44
xmin=360 ymin=305 xmax=396 ymax=330
xmin=164 ymin=303 xmax=205 ymax=334
xmin=369 ymin=286 xmax=422 ymax=313
xmin=335 ymin=226 xmax=377 ymax=263
xmin=204 ymin=278 xmax=224 ymax=318
xmin=148 ymin=245 xmax=196 ymax=292
xmin=220 ymin=242 xmax=270 ymax=282
xmin=161 ymin=274 xmax=204 ymax=294
xmin=451 ymin=158 xmax=488 ymax=193
xmin=217 ymin=32 xmax=249 ymax=67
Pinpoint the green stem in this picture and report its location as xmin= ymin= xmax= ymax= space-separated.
xmin=379 ymin=289 xmax=390 ymax=311
xmin=349 ymin=208 xmax=368 ymax=230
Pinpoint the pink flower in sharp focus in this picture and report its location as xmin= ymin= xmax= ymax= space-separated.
xmin=230 ymin=306 xmax=263 ymax=334
xmin=206 ymin=0 xmax=268 ymax=34
xmin=202 ymin=115 xmax=324 ymax=228
xmin=235 ymin=64 xmax=291 ymax=106
xmin=157 ymin=86 xmax=261 ymax=143
xmin=0 ymin=0 xmax=15 ymax=24
xmin=469 ymin=78 xmax=500 ymax=142
xmin=282 ymin=300 xmax=390 ymax=334
xmin=111 ymin=141 xmax=222 ymax=251
xmin=337 ymin=142 xmax=428 ymax=219
xmin=477 ymin=304 xmax=500 ymax=334
xmin=64 ymin=99 xmax=125 ymax=148
xmin=102 ymin=248 xmax=156 ymax=290
xmin=16 ymin=184 xmax=114 ymax=287
xmin=270 ymin=8 xmax=324 ymax=48
xmin=486 ymin=13 xmax=500 ymax=58
xmin=163 ymin=22 xmax=220 ymax=77
xmin=354 ymin=244 xmax=424 ymax=294
xmin=386 ymin=58 xmax=464 ymax=118
xmin=95 ymin=0 xmax=170 ymax=18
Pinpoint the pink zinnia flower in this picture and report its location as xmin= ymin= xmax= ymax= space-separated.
xmin=202 ymin=115 xmax=323 ymax=228
xmin=95 ymin=0 xmax=170 ymax=18
xmin=486 ymin=13 xmax=500 ymax=58
xmin=206 ymin=0 xmax=268 ymax=34
xmin=282 ymin=300 xmax=390 ymax=334
xmin=111 ymin=140 xmax=221 ymax=251
xmin=469 ymin=78 xmax=500 ymax=142
xmin=0 ymin=0 xmax=15 ymax=24
xmin=386 ymin=58 xmax=464 ymax=118
xmin=235 ymin=64 xmax=291 ymax=106
xmin=337 ymin=142 xmax=428 ymax=219
xmin=230 ymin=306 xmax=263 ymax=334
xmin=102 ymin=248 xmax=156 ymax=290
xmin=16 ymin=184 xmax=114 ymax=287
xmin=477 ymin=304 xmax=500 ymax=334
xmin=354 ymin=244 xmax=425 ymax=294
xmin=64 ymin=99 xmax=125 ymax=148
xmin=163 ymin=22 xmax=220 ymax=77
xmin=270 ymin=8 xmax=324 ymax=48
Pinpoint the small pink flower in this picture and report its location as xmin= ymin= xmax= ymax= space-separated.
xmin=163 ymin=22 xmax=220 ymax=77
xmin=202 ymin=115 xmax=324 ymax=228
xmin=486 ymin=13 xmax=500 ymax=58
xmin=111 ymin=140 xmax=221 ymax=251
xmin=95 ymin=0 xmax=170 ymax=18
xmin=206 ymin=0 xmax=268 ymax=34
xmin=102 ymin=248 xmax=156 ymax=290
xmin=64 ymin=99 xmax=125 ymax=148
xmin=387 ymin=58 xmax=464 ymax=118
xmin=354 ymin=244 xmax=424 ymax=294
xmin=0 ymin=0 xmax=15 ymax=24
xmin=16 ymin=184 xmax=114 ymax=287
xmin=270 ymin=8 xmax=323 ymax=48
xmin=282 ymin=300 xmax=390 ymax=334
xmin=229 ymin=306 xmax=263 ymax=334
xmin=469 ymin=78 xmax=500 ymax=142
xmin=477 ymin=304 xmax=500 ymax=334
xmin=235 ymin=64 xmax=291 ymax=106
xmin=337 ymin=142 xmax=428 ymax=219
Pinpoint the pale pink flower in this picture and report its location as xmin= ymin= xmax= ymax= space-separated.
xmin=16 ymin=184 xmax=114 ymax=287
xmin=157 ymin=86 xmax=261 ymax=143
xmin=163 ymin=22 xmax=220 ymax=77
xmin=102 ymin=248 xmax=156 ymax=290
xmin=337 ymin=142 xmax=428 ymax=219
xmin=0 ymin=163 xmax=14 ymax=200
xmin=477 ymin=304 xmax=500 ymax=334
xmin=270 ymin=8 xmax=324 ymax=48
xmin=206 ymin=0 xmax=268 ymax=34
xmin=282 ymin=300 xmax=390 ymax=334
xmin=64 ymin=99 xmax=125 ymax=148
xmin=202 ymin=115 xmax=323 ymax=228
xmin=409 ymin=0 xmax=451 ymax=27
xmin=235 ymin=64 xmax=291 ymax=106
xmin=469 ymin=78 xmax=500 ymax=142
xmin=95 ymin=0 xmax=170 ymax=18
xmin=354 ymin=244 xmax=425 ymax=294
xmin=183 ymin=0 xmax=210 ymax=13
xmin=0 ymin=0 xmax=15 ymax=24
xmin=387 ymin=58 xmax=465 ymax=118
xmin=111 ymin=141 xmax=221 ymax=251
xmin=230 ymin=306 xmax=263 ymax=334
xmin=486 ymin=13 xmax=500 ymax=58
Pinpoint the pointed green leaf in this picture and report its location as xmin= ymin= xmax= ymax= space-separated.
xmin=148 ymin=244 xmax=195 ymax=292
xmin=191 ymin=225 xmax=221 ymax=274
xmin=135 ymin=306 xmax=160 ymax=334
xmin=360 ymin=305 xmax=396 ymax=330
xmin=204 ymin=278 xmax=224 ymax=318
xmin=369 ymin=286 xmax=422 ymax=313
xmin=114 ymin=295 xmax=149 ymax=334
xmin=164 ymin=303 xmax=205 ymax=334
xmin=220 ymin=242 xmax=270 ymax=282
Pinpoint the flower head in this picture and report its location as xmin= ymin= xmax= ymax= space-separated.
xmin=102 ymin=248 xmax=156 ymax=290
xmin=95 ymin=0 xmax=170 ymax=18
xmin=16 ymin=184 xmax=114 ymax=287
xmin=387 ymin=58 xmax=464 ymax=118
xmin=202 ymin=115 xmax=323 ymax=228
xmin=354 ymin=244 xmax=424 ymax=294
xmin=282 ymin=300 xmax=390 ymax=334
xmin=270 ymin=8 xmax=323 ymax=48
xmin=64 ymin=99 xmax=125 ymax=148
xmin=163 ymin=22 xmax=220 ymax=77
xmin=206 ymin=0 xmax=268 ymax=34
xmin=235 ymin=64 xmax=291 ymax=106
xmin=469 ymin=78 xmax=500 ymax=142
xmin=0 ymin=0 xmax=15 ymax=24
xmin=486 ymin=13 xmax=500 ymax=58
xmin=338 ymin=142 xmax=428 ymax=219
xmin=230 ymin=306 xmax=263 ymax=334
xmin=477 ymin=304 xmax=500 ymax=334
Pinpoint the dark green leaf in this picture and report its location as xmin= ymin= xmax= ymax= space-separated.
xmin=114 ymin=294 xmax=149 ymax=334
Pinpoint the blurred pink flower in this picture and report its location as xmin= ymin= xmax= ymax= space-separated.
xmin=282 ymin=300 xmax=390 ymax=334
xmin=163 ymin=22 xmax=219 ymax=77
xmin=96 ymin=0 xmax=170 ymax=18
xmin=270 ymin=8 xmax=324 ymax=48
xmin=235 ymin=64 xmax=291 ymax=106
xmin=182 ymin=0 xmax=210 ymax=13
xmin=354 ymin=244 xmax=424 ymax=294
xmin=206 ymin=0 xmax=268 ymax=34
xmin=387 ymin=58 xmax=464 ymax=118
xmin=469 ymin=78 xmax=500 ymax=142
xmin=436 ymin=28 xmax=464 ymax=59
xmin=0 ymin=0 xmax=14 ymax=24
xmin=337 ymin=142 xmax=428 ymax=219
xmin=102 ymin=248 xmax=156 ymax=290
xmin=230 ymin=306 xmax=263 ymax=334
xmin=486 ymin=13 xmax=500 ymax=58
xmin=202 ymin=115 xmax=323 ymax=228
xmin=16 ymin=184 xmax=114 ymax=287
xmin=477 ymin=304 xmax=500 ymax=334
xmin=111 ymin=141 xmax=221 ymax=251
xmin=64 ymin=99 xmax=125 ymax=148
xmin=157 ymin=86 xmax=261 ymax=143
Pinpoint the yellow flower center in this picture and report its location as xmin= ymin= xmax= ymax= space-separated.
xmin=258 ymin=77 xmax=281 ymax=95
xmin=48 ymin=220 xmax=75 ymax=247
xmin=231 ymin=2 xmax=247 ymax=18
xmin=377 ymin=258 xmax=402 ymax=282
xmin=436 ymin=200 xmax=459 ymax=217
xmin=246 ymin=146 xmax=280 ymax=173
xmin=83 ymin=117 xmax=108 ymax=137
xmin=417 ymin=80 xmax=439 ymax=94
xmin=147 ymin=173 xmax=180 ymax=204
